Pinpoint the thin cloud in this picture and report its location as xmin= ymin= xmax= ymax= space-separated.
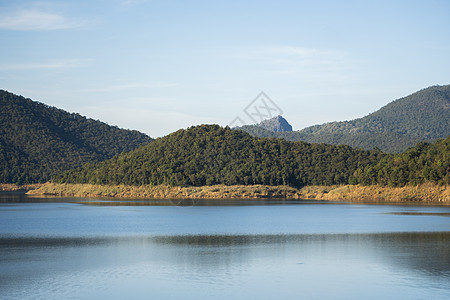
xmin=0 ymin=9 xmax=81 ymax=30
xmin=266 ymin=46 xmax=321 ymax=57
xmin=79 ymin=82 xmax=178 ymax=93
xmin=0 ymin=59 xmax=90 ymax=71
xmin=230 ymin=45 xmax=351 ymax=81
xmin=120 ymin=0 xmax=148 ymax=6
xmin=247 ymin=45 xmax=346 ymax=66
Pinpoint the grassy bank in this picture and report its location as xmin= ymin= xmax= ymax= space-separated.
xmin=300 ymin=183 xmax=449 ymax=204
xmin=25 ymin=182 xmax=450 ymax=204
xmin=0 ymin=183 xmax=43 ymax=192
xmin=26 ymin=183 xmax=301 ymax=199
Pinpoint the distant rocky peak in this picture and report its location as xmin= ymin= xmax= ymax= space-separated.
xmin=258 ymin=115 xmax=293 ymax=132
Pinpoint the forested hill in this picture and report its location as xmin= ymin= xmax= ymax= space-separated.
xmin=352 ymin=136 xmax=449 ymax=186
xmin=238 ymin=85 xmax=450 ymax=153
xmin=55 ymin=125 xmax=385 ymax=187
xmin=0 ymin=90 xmax=153 ymax=184
xmin=56 ymin=126 xmax=449 ymax=188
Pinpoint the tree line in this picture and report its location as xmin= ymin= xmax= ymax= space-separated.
xmin=351 ymin=137 xmax=449 ymax=186
xmin=56 ymin=125 xmax=449 ymax=188
xmin=55 ymin=125 xmax=383 ymax=187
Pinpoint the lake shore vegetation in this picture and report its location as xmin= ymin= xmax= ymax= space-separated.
xmin=25 ymin=182 xmax=449 ymax=204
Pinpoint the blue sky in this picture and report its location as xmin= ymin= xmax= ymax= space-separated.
xmin=1 ymin=0 xmax=449 ymax=137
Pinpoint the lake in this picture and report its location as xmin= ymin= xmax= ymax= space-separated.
xmin=0 ymin=194 xmax=449 ymax=299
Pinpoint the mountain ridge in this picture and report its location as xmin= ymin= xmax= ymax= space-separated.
xmin=1 ymin=85 xmax=448 ymax=185
xmin=237 ymin=85 xmax=450 ymax=152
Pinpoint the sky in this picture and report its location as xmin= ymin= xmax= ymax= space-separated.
xmin=1 ymin=0 xmax=449 ymax=137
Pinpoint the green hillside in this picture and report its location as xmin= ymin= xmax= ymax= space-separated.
xmin=0 ymin=90 xmax=153 ymax=184
xmin=55 ymin=125 xmax=385 ymax=187
xmin=55 ymin=126 xmax=449 ymax=188
xmin=238 ymin=85 xmax=450 ymax=152
xmin=352 ymin=136 xmax=449 ymax=186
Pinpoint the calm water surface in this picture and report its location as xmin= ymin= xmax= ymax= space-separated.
xmin=0 ymin=194 xmax=449 ymax=299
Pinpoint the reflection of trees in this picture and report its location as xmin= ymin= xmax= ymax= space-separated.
xmin=153 ymin=232 xmax=450 ymax=276
xmin=72 ymin=198 xmax=297 ymax=207
xmin=367 ymin=232 xmax=450 ymax=276
xmin=2 ymin=232 xmax=448 ymax=278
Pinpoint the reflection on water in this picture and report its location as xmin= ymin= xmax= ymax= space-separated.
xmin=0 ymin=194 xmax=330 ymax=206
xmin=386 ymin=212 xmax=450 ymax=216
xmin=156 ymin=232 xmax=450 ymax=275
xmin=1 ymin=233 xmax=449 ymax=299
xmin=0 ymin=195 xmax=449 ymax=299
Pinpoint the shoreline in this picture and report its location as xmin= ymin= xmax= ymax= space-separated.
xmin=0 ymin=184 xmax=43 ymax=194
xmin=11 ymin=182 xmax=449 ymax=205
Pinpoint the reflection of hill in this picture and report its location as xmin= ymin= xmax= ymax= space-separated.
xmin=2 ymin=232 xmax=449 ymax=278
xmin=153 ymin=232 xmax=450 ymax=277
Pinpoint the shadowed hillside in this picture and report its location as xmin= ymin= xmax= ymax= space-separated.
xmin=0 ymin=90 xmax=153 ymax=184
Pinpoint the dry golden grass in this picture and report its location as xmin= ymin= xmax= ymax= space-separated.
xmin=0 ymin=183 xmax=43 ymax=192
xmin=24 ymin=182 xmax=449 ymax=204
xmin=26 ymin=183 xmax=302 ymax=199
xmin=313 ymin=183 xmax=449 ymax=204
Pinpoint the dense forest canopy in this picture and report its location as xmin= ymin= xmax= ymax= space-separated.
xmin=0 ymin=90 xmax=153 ymax=184
xmin=55 ymin=126 xmax=449 ymax=188
xmin=55 ymin=125 xmax=386 ymax=187
xmin=238 ymin=85 xmax=450 ymax=153
xmin=1 ymin=88 xmax=448 ymax=187
xmin=352 ymin=136 xmax=449 ymax=186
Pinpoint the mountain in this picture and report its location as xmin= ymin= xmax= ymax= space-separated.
xmin=258 ymin=115 xmax=292 ymax=132
xmin=238 ymin=85 xmax=450 ymax=153
xmin=55 ymin=125 xmax=384 ymax=187
xmin=0 ymin=90 xmax=153 ymax=184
